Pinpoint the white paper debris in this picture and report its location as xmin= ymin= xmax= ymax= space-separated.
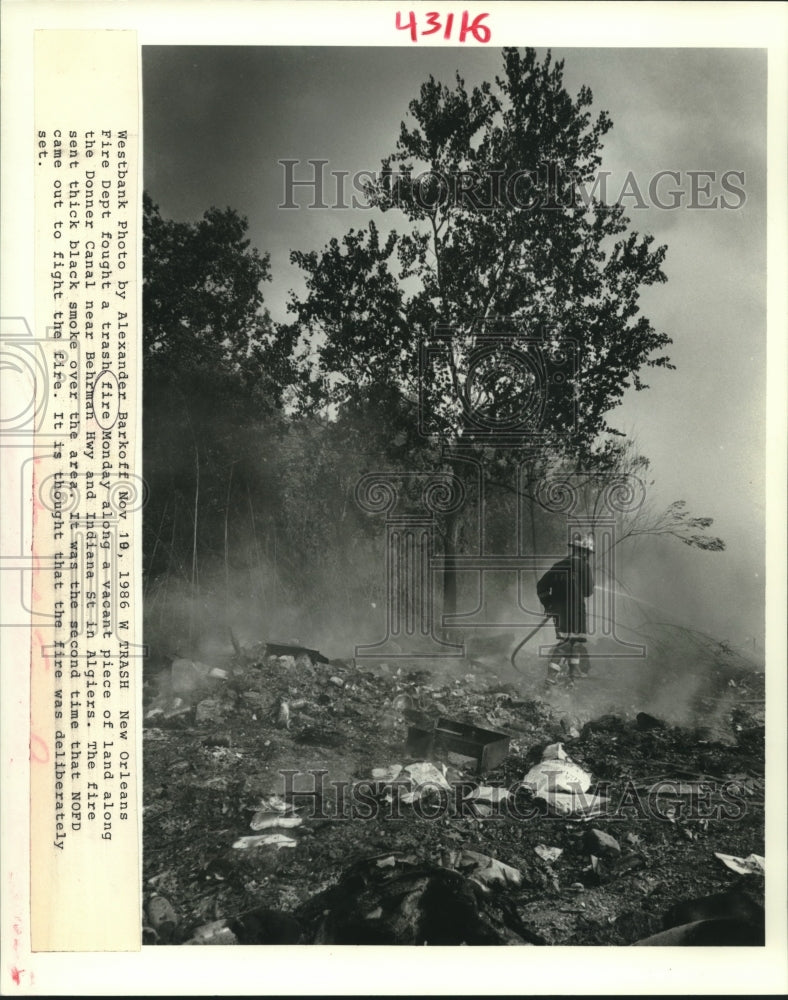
xmin=232 ymin=833 xmax=297 ymax=850
xmin=534 ymin=844 xmax=564 ymax=863
xmin=371 ymin=765 xmax=403 ymax=781
xmin=464 ymin=786 xmax=511 ymax=805
xmin=714 ymin=852 xmax=765 ymax=875
xmin=249 ymin=812 xmax=303 ymax=832
xmin=402 ymin=761 xmax=452 ymax=791
xmin=523 ymin=758 xmax=592 ymax=796
xmin=457 ymin=850 xmax=522 ymax=890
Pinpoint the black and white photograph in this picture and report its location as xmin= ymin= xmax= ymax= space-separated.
xmin=3 ymin=2 xmax=787 ymax=993
xmin=139 ymin=40 xmax=771 ymax=950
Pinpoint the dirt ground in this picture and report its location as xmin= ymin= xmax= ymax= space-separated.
xmin=142 ymin=640 xmax=765 ymax=946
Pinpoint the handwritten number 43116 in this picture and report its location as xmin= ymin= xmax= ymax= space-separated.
xmin=396 ymin=11 xmax=491 ymax=43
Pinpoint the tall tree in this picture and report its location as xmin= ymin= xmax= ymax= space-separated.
xmin=289 ymin=48 xmax=674 ymax=619
xmin=142 ymin=194 xmax=295 ymax=642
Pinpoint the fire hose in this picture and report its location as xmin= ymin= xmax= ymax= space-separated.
xmin=510 ymin=614 xmax=552 ymax=672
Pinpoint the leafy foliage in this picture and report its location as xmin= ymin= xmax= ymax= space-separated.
xmin=290 ymin=48 xmax=673 ymax=461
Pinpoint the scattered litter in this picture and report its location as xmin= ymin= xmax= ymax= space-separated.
xmin=232 ymin=833 xmax=298 ymax=850
xmin=568 ymin=883 xmax=585 ymax=893
xmin=265 ymin=641 xmax=330 ymax=665
xmin=585 ymin=829 xmax=621 ymax=858
xmin=534 ymin=845 xmax=563 ymax=864
xmin=146 ymin=894 xmax=178 ymax=942
xmin=454 ymin=850 xmax=522 ymax=890
xmin=523 ymin=757 xmax=592 ymax=796
xmin=273 ymin=697 xmax=291 ymax=729
xmin=371 ymin=764 xmax=403 ymax=782
xmin=539 ymin=791 xmax=607 ymax=818
xmin=714 ymin=852 xmax=765 ymax=876
xmin=249 ymin=812 xmax=303 ymax=832
xmin=464 ymin=786 xmax=510 ymax=806
xmin=406 ymin=717 xmax=509 ymax=772
xmin=376 ymin=856 xmax=397 ymax=869
xmin=185 ymin=919 xmax=238 ymax=946
xmin=402 ymin=761 xmax=451 ymax=790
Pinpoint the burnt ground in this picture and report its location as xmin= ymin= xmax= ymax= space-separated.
xmin=142 ymin=642 xmax=765 ymax=946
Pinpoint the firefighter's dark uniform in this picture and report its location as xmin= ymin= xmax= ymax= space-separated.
xmin=536 ymin=548 xmax=594 ymax=682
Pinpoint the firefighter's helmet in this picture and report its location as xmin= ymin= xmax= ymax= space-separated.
xmin=570 ymin=533 xmax=595 ymax=553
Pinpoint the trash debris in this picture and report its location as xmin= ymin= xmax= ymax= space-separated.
xmin=265 ymin=641 xmax=330 ymax=665
xmin=464 ymin=786 xmax=511 ymax=806
xmin=406 ymin=717 xmax=509 ymax=772
xmin=402 ymin=761 xmax=451 ymax=789
xmin=534 ymin=845 xmax=563 ymax=864
xmin=714 ymin=852 xmax=765 ymax=876
xmin=249 ymin=813 xmax=303 ymax=832
xmin=371 ymin=764 xmax=402 ymax=782
xmin=273 ymin=697 xmax=291 ymax=729
xmin=584 ymin=829 xmax=621 ymax=858
xmin=185 ymin=919 xmax=239 ymax=946
xmin=523 ymin=756 xmax=592 ymax=797
xmin=455 ymin=850 xmax=523 ymax=890
xmin=298 ymin=856 xmax=541 ymax=945
xmin=147 ymin=894 xmax=178 ymax=943
xmin=143 ymin=625 xmax=765 ymax=948
xmin=232 ymin=833 xmax=298 ymax=850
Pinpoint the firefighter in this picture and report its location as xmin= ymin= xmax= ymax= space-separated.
xmin=536 ymin=533 xmax=595 ymax=686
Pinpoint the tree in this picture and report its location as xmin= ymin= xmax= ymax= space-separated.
xmin=288 ymin=48 xmax=676 ymax=620
xmin=142 ymin=194 xmax=296 ymax=644
xmin=143 ymin=192 xmax=293 ymax=387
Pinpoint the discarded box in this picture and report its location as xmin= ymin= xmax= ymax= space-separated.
xmin=406 ymin=717 xmax=509 ymax=772
xmin=265 ymin=641 xmax=330 ymax=665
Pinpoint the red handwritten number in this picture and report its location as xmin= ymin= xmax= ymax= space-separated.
xmin=396 ymin=10 xmax=417 ymax=42
xmin=460 ymin=12 xmax=491 ymax=43
xmin=397 ymin=10 xmax=490 ymax=43
xmin=422 ymin=11 xmax=441 ymax=35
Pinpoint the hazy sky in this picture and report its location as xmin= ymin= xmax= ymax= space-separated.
xmin=142 ymin=46 xmax=767 ymax=648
